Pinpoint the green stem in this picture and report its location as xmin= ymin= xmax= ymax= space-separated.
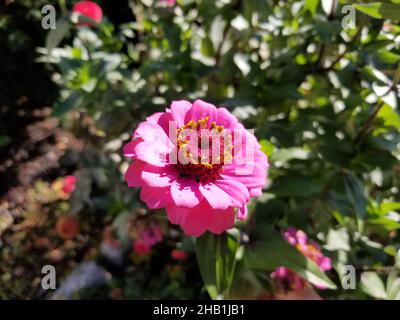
xmin=215 ymin=234 xmax=223 ymax=298
xmin=226 ymin=244 xmax=240 ymax=299
xmin=57 ymin=0 xmax=67 ymax=14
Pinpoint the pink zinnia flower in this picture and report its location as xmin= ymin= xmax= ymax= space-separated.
xmin=72 ymin=1 xmax=103 ymax=25
xmin=123 ymin=99 xmax=268 ymax=236
xmin=272 ymin=228 xmax=332 ymax=292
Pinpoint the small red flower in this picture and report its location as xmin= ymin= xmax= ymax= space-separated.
xmin=72 ymin=1 xmax=103 ymax=25
xmin=171 ymin=249 xmax=188 ymax=261
xmin=133 ymin=240 xmax=151 ymax=256
xmin=56 ymin=216 xmax=79 ymax=240
xmin=62 ymin=175 xmax=77 ymax=195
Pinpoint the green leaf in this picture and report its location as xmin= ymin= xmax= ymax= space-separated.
xmin=201 ymin=37 xmax=215 ymax=57
xmin=46 ymin=16 xmax=71 ymax=54
xmin=386 ymin=270 xmax=400 ymax=300
xmin=384 ymin=246 xmax=398 ymax=257
xmin=245 ymin=227 xmax=336 ymax=289
xmin=303 ymin=0 xmax=320 ymax=16
xmin=344 ymin=174 xmax=367 ymax=223
xmin=0 ymin=135 xmax=11 ymax=147
xmin=377 ymin=49 xmax=400 ymax=64
xmin=259 ymin=139 xmax=275 ymax=157
xmin=196 ymin=230 xmax=242 ymax=299
xmin=396 ymin=250 xmax=400 ymax=269
xmin=378 ymin=104 xmax=400 ymax=130
xmin=53 ymin=91 xmax=84 ymax=117
xmin=354 ymin=2 xmax=400 ymax=21
xmin=360 ymin=272 xmax=387 ymax=299
xmin=270 ymin=175 xmax=321 ymax=197
xmin=315 ymin=20 xmax=342 ymax=43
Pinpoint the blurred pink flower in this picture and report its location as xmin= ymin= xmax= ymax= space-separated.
xmin=72 ymin=1 xmax=103 ymax=25
xmin=141 ymin=225 xmax=163 ymax=247
xmin=159 ymin=0 xmax=176 ymax=6
xmin=123 ymin=100 xmax=268 ymax=236
xmin=133 ymin=225 xmax=163 ymax=256
xmin=272 ymin=228 xmax=332 ymax=292
xmin=62 ymin=175 xmax=76 ymax=194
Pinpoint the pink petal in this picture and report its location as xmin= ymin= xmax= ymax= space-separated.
xmin=123 ymin=140 xmax=140 ymax=159
xmin=134 ymin=122 xmax=168 ymax=142
xmin=285 ymin=227 xmax=297 ymax=238
xmin=273 ymin=266 xmax=289 ymax=278
xmin=221 ymin=162 xmax=266 ymax=188
xmin=166 ymin=204 xmax=190 ymax=225
xmin=141 ymin=165 xmax=178 ymax=187
xmin=171 ymin=100 xmax=192 ymax=127
xmin=124 ymin=161 xmax=145 ymax=187
xmin=249 ymin=187 xmax=263 ymax=197
xmin=166 ymin=204 xmax=210 ymax=237
xmin=181 ymin=205 xmax=211 ymax=237
xmin=166 ymin=200 xmax=235 ymax=237
xmin=199 ymin=183 xmax=234 ymax=210
xmin=214 ymin=179 xmax=250 ymax=207
xmin=208 ymin=206 xmax=235 ymax=234
xmin=170 ymin=179 xmax=202 ymax=208
xmin=319 ymin=257 xmax=332 ymax=271
xmin=134 ymin=141 xmax=169 ymax=167
xmin=140 ymin=186 xmax=172 ymax=209
xmin=131 ymin=120 xmax=174 ymax=167
xmin=184 ymin=99 xmax=217 ymax=125
xmin=296 ymin=230 xmax=308 ymax=245
xmin=146 ymin=111 xmax=174 ymax=134
xmin=216 ymin=107 xmax=238 ymax=130
xmin=237 ymin=205 xmax=248 ymax=220
xmin=255 ymin=150 xmax=269 ymax=169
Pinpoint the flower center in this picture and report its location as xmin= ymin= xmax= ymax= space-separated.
xmin=175 ymin=117 xmax=232 ymax=182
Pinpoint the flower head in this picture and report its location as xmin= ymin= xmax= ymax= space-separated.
xmin=56 ymin=216 xmax=79 ymax=240
xmin=133 ymin=241 xmax=151 ymax=256
xmin=272 ymin=228 xmax=332 ymax=292
xmin=171 ymin=249 xmax=188 ymax=261
xmin=62 ymin=175 xmax=77 ymax=195
xmin=133 ymin=224 xmax=163 ymax=256
xmin=72 ymin=1 xmax=103 ymax=26
xmin=124 ymin=99 xmax=268 ymax=236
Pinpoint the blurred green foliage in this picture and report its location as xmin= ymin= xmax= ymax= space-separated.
xmin=2 ymin=0 xmax=400 ymax=299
